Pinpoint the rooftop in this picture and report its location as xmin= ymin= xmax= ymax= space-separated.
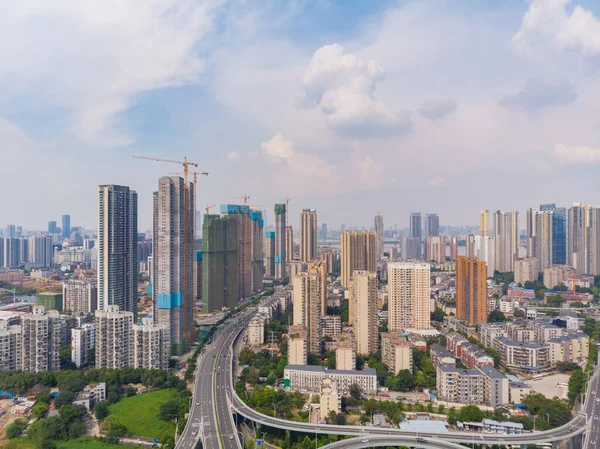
xmin=285 ymin=365 xmax=377 ymax=376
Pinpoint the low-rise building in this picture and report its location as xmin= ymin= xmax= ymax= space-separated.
xmin=480 ymin=324 xmax=508 ymax=349
xmin=532 ymin=321 xmax=564 ymax=341
xmin=321 ymin=316 xmax=342 ymax=338
xmin=446 ymin=332 xmax=469 ymax=358
xmin=479 ymin=365 xmax=509 ymax=407
xmin=482 ymin=419 xmax=525 ymax=435
xmin=381 ymin=333 xmax=413 ymax=374
xmin=506 ymin=375 xmax=531 ymax=405
xmin=505 ymin=322 xmax=534 ymax=343
xmin=460 ymin=343 xmax=494 ymax=369
xmin=493 ymin=337 xmax=550 ymax=373
xmin=547 ymin=333 xmax=589 ymax=365
xmin=429 ymin=343 xmax=455 ymax=366
xmin=36 ymin=292 xmax=63 ymax=312
xmin=436 ymin=364 xmax=508 ymax=407
xmin=284 ymin=365 xmax=377 ymax=394
xmin=248 ymin=317 xmax=266 ymax=346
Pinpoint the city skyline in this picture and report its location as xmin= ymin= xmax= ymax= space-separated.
xmin=2 ymin=1 xmax=600 ymax=230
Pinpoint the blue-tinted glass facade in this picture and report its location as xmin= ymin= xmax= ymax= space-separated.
xmin=552 ymin=207 xmax=567 ymax=265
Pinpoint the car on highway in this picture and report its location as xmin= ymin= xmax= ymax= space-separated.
xmin=360 ymin=439 xmax=368 ymax=443
xmin=192 ymin=430 xmax=197 ymax=435
xmin=229 ymin=436 xmax=234 ymax=440
xmin=416 ymin=438 xmax=427 ymax=444
xmin=595 ymin=415 xmax=599 ymax=420
xmin=213 ymin=355 xmax=216 ymax=358
xmin=196 ymin=401 xmax=200 ymax=406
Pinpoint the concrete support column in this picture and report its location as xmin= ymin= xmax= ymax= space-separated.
xmin=552 ymin=440 xmax=560 ymax=449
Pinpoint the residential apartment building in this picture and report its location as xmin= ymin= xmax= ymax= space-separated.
xmin=284 ymin=365 xmax=377 ymax=394
xmin=493 ymin=337 xmax=550 ymax=373
xmin=460 ymin=343 xmax=494 ymax=369
xmin=0 ymin=319 xmax=21 ymax=372
xmin=547 ymin=333 xmax=589 ymax=365
xmin=300 ymin=209 xmax=317 ymax=263
xmin=274 ymin=203 xmax=287 ymax=279
xmin=320 ymin=378 xmax=341 ymax=421
xmin=388 ymin=262 xmax=431 ymax=331
xmin=429 ymin=343 xmax=456 ymax=366
xmin=340 ymin=230 xmax=377 ymax=288
xmin=381 ymin=333 xmax=413 ymax=374
xmin=456 ymin=256 xmax=487 ymax=325
xmin=480 ymin=324 xmax=508 ymax=349
xmin=336 ymin=339 xmax=356 ymax=371
xmin=248 ymin=317 xmax=266 ymax=346
xmin=292 ymin=272 xmax=322 ymax=354
xmin=493 ymin=210 xmax=519 ymax=272
xmin=352 ymin=270 xmax=378 ymax=355
xmin=71 ymin=323 xmax=95 ymax=368
xmin=446 ymin=332 xmax=469 ymax=358
xmin=95 ymin=305 xmax=133 ymax=369
xmin=480 ymin=210 xmax=490 ymax=237
xmin=132 ymin=323 xmax=170 ymax=369
xmin=320 ymin=316 xmax=341 ymax=338
xmin=63 ymin=279 xmax=98 ymax=315
xmin=374 ymin=214 xmax=384 ymax=259
xmin=514 ymin=258 xmax=540 ymax=284
xmin=152 ymin=176 xmax=195 ymax=356
xmin=532 ymin=321 xmax=564 ymax=341
xmin=288 ymin=325 xmax=308 ymax=365
xmin=98 ymin=185 xmax=138 ymax=317
xmin=436 ymin=364 xmax=508 ymax=407
xmin=264 ymin=231 xmax=276 ymax=277
xmin=20 ymin=307 xmax=63 ymax=373
xmin=286 ymin=226 xmax=294 ymax=264
xmin=308 ymin=260 xmax=328 ymax=315
xmin=543 ymin=265 xmax=576 ymax=289
xmin=426 ymin=236 xmax=446 ymax=263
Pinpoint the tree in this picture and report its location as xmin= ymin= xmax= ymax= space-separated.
xmin=349 ymin=384 xmax=362 ymax=401
xmin=6 ymin=419 xmax=27 ymax=439
xmin=431 ymin=308 xmax=446 ymax=322
xmin=514 ymin=309 xmax=525 ymax=319
xmin=239 ymin=347 xmax=257 ymax=365
xmin=546 ymin=294 xmax=565 ymax=308
xmin=125 ymin=386 xmax=137 ymax=397
xmin=94 ymin=400 xmax=110 ymax=420
xmin=568 ymin=369 xmax=584 ymax=406
xmin=53 ymin=390 xmax=74 ymax=409
xmin=159 ymin=399 xmax=182 ymax=422
xmin=556 ymin=361 xmax=580 ymax=373
xmin=488 ymin=310 xmax=507 ymax=323
xmin=32 ymin=402 xmax=49 ymax=419
xmin=245 ymin=437 xmax=256 ymax=449
xmin=396 ymin=370 xmax=415 ymax=392
xmin=447 ymin=407 xmax=457 ymax=425
xmin=458 ymin=405 xmax=484 ymax=422
xmin=326 ymin=353 xmax=336 ymax=369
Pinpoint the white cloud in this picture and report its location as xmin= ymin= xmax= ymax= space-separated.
xmin=300 ymin=44 xmax=411 ymax=137
xmin=427 ymin=176 xmax=447 ymax=188
xmin=554 ymin=143 xmax=600 ymax=164
xmin=226 ymin=151 xmax=241 ymax=162
xmin=418 ymin=99 xmax=457 ymax=120
xmin=512 ymin=0 xmax=600 ymax=58
xmin=0 ymin=0 xmax=221 ymax=146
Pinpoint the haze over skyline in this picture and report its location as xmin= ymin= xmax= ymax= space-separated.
xmin=2 ymin=0 xmax=600 ymax=230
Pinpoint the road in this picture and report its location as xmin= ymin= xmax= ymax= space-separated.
xmin=176 ymin=307 xmax=256 ymax=449
xmin=584 ymin=354 xmax=600 ymax=449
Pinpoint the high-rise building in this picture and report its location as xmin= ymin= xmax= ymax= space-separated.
xmin=456 ymin=257 xmax=488 ymax=325
xmin=423 ymin=213 xmax=440 ymax=237
xmin=450 ymin=235 xmax=458 ymax=261
xmin=340 ymin=230 xmax=377 ymax=288
xmin=62 ymin=214 xmax=71 ymax=239
xmin=264 ymin=231 xmax=276 ymax=277
xmin=381 ymin=333 xmax=413 ymax=374
xmin=202 ymin=213 xmax=239 ymax=312
xmin=249 ymin=210 xmax=264 ymax=294
xmin=474 ymin=236 xmax=496 ymax=277
xmin=98 ymin=185 xmax=138 ymax=317
xmin=48 ymin=221 xmax=58 ymax=234
xmin=20 ymin=307 xmax=63 ymax=373
xmin=321 ymin=223 xmax=328 ymax=240
xmin=132 ymin=323 xmax=170 ymax=369
xmin=388 ymin=262 xmax=431 ymax=331
xmin=63 ymin=279 xmax=98 ymax=315
xmin=28 ymin=236 xmax=54 ymax=267
xmin=514 ymin=258 xmax=540 ymax=284
xmin=0 ymin=237 xmax=21 ymax=268
xmin=493 ymin=210 xmax=519 ymax=272
xmin=300 ymin=209 xmax=317 ymax=262
xmin=288 ymin=325 xmax=308 ymax=365
xmin=426 ymin=236 xmax=446 ymax=263
xmin=465 ymin=234 xmax=476 ymax=258
xmin=152 ymin=176 xmax=195 ymax=355
xmin=336 ymin=339 xmax=356 ymax=370
xmin=480 ymin=210 xmax=489 ymax=237
xmin=71 ymin=323 xmax=95 ymax=368
xmin=308 ymin=260 xmax=327 ymax=315
xmin=352 ymin=271 xmax=378 ymax=355
xmin=274 ymin=204 xmax=287 ymax=279
xmin=566 ymin=203 xmax=600 ymax=275
xmin=5 ymin=225 xmax=16 ymax=237
xmin=525 ymin=208 xmax=537 ymax=259
xmin=292 ymin=272 xmax=322 ymax=354
xmin=535 ymin=211 xmax=553 ymax=270
xmin=95 ymin=305 xmax=133 ymax=369
xmin=540 ymin=204 xmax=567 ymax=265
xmin=286 ymin=226 xmax=294 ymax=264
xmin=374 ymin=214 xmax=384 ymax=259
xmin=409 ymin=213 xmax=423 ymax=259
xmin=0 ymin=320 xmax=22 ymax=372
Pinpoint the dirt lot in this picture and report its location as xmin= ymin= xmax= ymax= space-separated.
xmin=525 ymin=373 xmax=570 ymax=400
xmin=0 ymin=399 xmax=17 ymax=445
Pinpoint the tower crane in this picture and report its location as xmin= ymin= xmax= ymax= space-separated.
xmin=132 ymin=155 xmax=199 ymax=183
xmin=230 ymin=195 xmax=251 ymax=299
xmin=205 ymin=204 xmax=216 ymax=214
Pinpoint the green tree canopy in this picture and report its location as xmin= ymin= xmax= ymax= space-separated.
xmin=458 ymin=404 xmax=484 ymax=422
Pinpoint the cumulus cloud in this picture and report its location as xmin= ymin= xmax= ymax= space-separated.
xmin=0 ymin=0 xmax=221 ymax=146
xmin=226 ymin=151 xmax=241 ymax=162
xmin=499 ymin=79 xmax=577 ymax=111
xmin=300 ymin=44 xmax=411 ymax=137
xmin=554 ymin=143 xmax=600 ymax=164
xmin=418 ymin=99 xmax=457 ymax=120
xmin=512 ymin=0 xmax=600 ymax=57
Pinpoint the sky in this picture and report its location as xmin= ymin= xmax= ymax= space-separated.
xmin=2 ymin=0 xmax=600 ymax=232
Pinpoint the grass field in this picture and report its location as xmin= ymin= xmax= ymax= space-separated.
xmin=2 ymin=438 xmax=134 ymax=449
xmin=108 ymin=388 xmax=177 ymax=440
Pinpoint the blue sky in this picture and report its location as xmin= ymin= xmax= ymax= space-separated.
xmin=1 ymin=0 xmax=600 ymax=232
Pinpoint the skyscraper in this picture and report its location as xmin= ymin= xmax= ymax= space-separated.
xmin=98 ymin=185 xmax=138 ymax=317
xmin=264 ymin=231 xmax=276 ymax=277
xmin=152 ymin=176 xmax=195 ymax=355
xmin=340 ymin=230 xmax=377 ymax=288
xmin=541 ymin=204 xmax=566 ymax=265
xmin=308 ymin=259 xmax=328 ymax=315
xmin=274 ymin=204 xmax=287 ymax=279
xmin=450 ymin=235 xmax=458 ymax=261
xmin=456 ymin=256 xmax=487 ymax=325
xmin=423 ymin=214 xmax=440 ymax=238
xmin=5 ymin=225 xmax=16 ymax=237
xmin=286 ymin=226 xmax=294 ymax=264
xmin=479 ymin=210 xmax=489 ymax=237
xmin=250 ymin=210 xmax=264 ymax=293
xmin=493 ymin=210 xmax=519 ymax=272
xmin=300 ymin=209 xmax=317 ymax=262
xmin=62 ymin=214 xmax=71 ymax=239
xmin=535 ymin=210 xmax=553 ymax=270
xmin=28 ymin=236 xmax=54 ymax=268
xmin=374 ymin=214 xmax=384 ymax=259
xmin=388 ymin=262 xmax=431 ymax=331
xmin=292 ymin=272 xmax=322 ymax=354
xmin=352 ymin=271 xmax=378 ymax=355
xmin=409 ymin=213 xmax=423 ymax=259
xmin=202 ymin=214 xmax=239 ymax=312
xmin=48 ymin=221 xmax=58 ymax=234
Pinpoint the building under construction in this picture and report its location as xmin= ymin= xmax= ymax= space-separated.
xmin=202 ymin=214 xmax=239 ymax=312
xmin=274 ymin=203 xmax=286 ymax=279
